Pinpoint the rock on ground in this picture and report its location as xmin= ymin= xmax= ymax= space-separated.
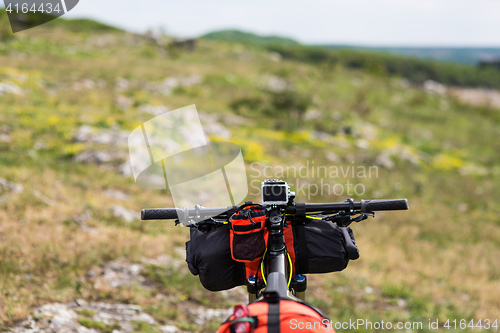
xmin=111 ymin=205 xmax=139 ymax=223
xmin=0 ymin=177 xmax=24 ymax=202
xmin=9 ymin=255 xmax=242 ymax=332
xmin=449 ymin=87 xmax=500 ymax=109
xmin=74 ymin=151 xmax=125 ymax=165
xmin=188 ymin=307 xmax=232 ymax=326
xmin=0 ymin=82 xmax=22 ymax=95
xmin=147 ymin=75 xmax=202 ymax=96
xmin=9 ymin=300 xmax=167 ymax=333
xmin=261 ymin=75 xmax=293 ymax=93
xmin=87 ymin=257 xmax=146 ymax=289
xmin=73 ymin=126 xmax=129 ymax=147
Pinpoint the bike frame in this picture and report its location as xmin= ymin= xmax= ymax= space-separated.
xmin=247 ymin=205 xmax=298 ymax=303
xmin=264 ymin=206 xmax=290 ymax=296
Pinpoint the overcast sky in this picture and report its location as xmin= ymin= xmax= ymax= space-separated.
xmin=61 ymin=0 xmax=500 ymax=46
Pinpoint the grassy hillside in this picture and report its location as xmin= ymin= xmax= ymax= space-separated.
xmin=0 ymin=19 xmax=499 ymax=332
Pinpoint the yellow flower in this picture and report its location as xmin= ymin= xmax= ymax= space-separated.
xmin=432 ymin=153 xmax=464 ymax=171
xmin=48 ymin=115 xmax=60 ymax=126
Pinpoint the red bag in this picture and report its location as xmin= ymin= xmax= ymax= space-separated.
xmin=236 ymin=213 xmax=296 ymax=280
xmin=217 ymin=298 xmax=335 ymax=333
xmin=229 ymin=205 xmax=268 ymax=263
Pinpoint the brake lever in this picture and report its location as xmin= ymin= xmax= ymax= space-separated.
xmin=351 ymin=211 xmax=375 ymax=223
xmin=325 ymin=211 xmax=375 ymax=227
xmin=325 ymin=212 xmax=352 ymax=227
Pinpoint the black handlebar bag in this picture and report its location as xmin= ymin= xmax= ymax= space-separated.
xmin=185 ymin=223 xmax=246 ymax=292
xmin=292 ymin=217 xmax=359 ymax=274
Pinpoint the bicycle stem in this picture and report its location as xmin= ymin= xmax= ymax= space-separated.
xmin=263 ymin=207 xmax=290 ymax=299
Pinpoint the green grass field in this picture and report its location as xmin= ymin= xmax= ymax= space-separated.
xmin=0 ymin=13 xmax=499 ymax=332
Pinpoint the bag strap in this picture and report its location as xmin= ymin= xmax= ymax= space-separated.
xmin=267 ymin=302 xmax=280 ymax=333
xmin=255 ymin=295 xmax=330 ymax=320
xmin=293 ymin=223 xmax=309 ymax=273
xmin=232 ymin=223 xmax=263 ymax=232
xmin=230 ymin=203 xmax=265 ymax=220
xmin=341 ymin=226 xmax=360 ymax=260
xmin=294 ymin=202 xmax=306 ymax=224
xmin=238 ymin=202 xmax=265 ymax=211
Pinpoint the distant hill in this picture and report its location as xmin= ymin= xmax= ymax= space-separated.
xmin=202 ymin=29 xmax=500 ymax=89
xmin=319 ymin=45 xmax=500 ymax=65
xmin=202 ymin=29 xmax=299 ymax=47
xmin=203 ymin=29 xmax=500 ymax=66
xmin=46 ymin=17 xmax=122 ymax=33
xmin=0 ymin=8 xmax=122 ymax=33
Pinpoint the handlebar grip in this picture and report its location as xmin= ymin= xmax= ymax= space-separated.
xmin=361 ymin=199 xmax=408 ymax=212
xmin=141 ymin=208 xmax=179 ymax=220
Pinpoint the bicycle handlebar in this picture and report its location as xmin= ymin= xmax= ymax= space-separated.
xmin=302 ymin=199 xmax=408 ymax=213
xmin=361 ymin=199 xmax=408 ymax=212
xmin=141 ymin=208 xmax=181 ymax=220
xmin=141 ymin=198 xmax=408 ymax=220
xmin=141 ymin=206 xmax=238 ymax=220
